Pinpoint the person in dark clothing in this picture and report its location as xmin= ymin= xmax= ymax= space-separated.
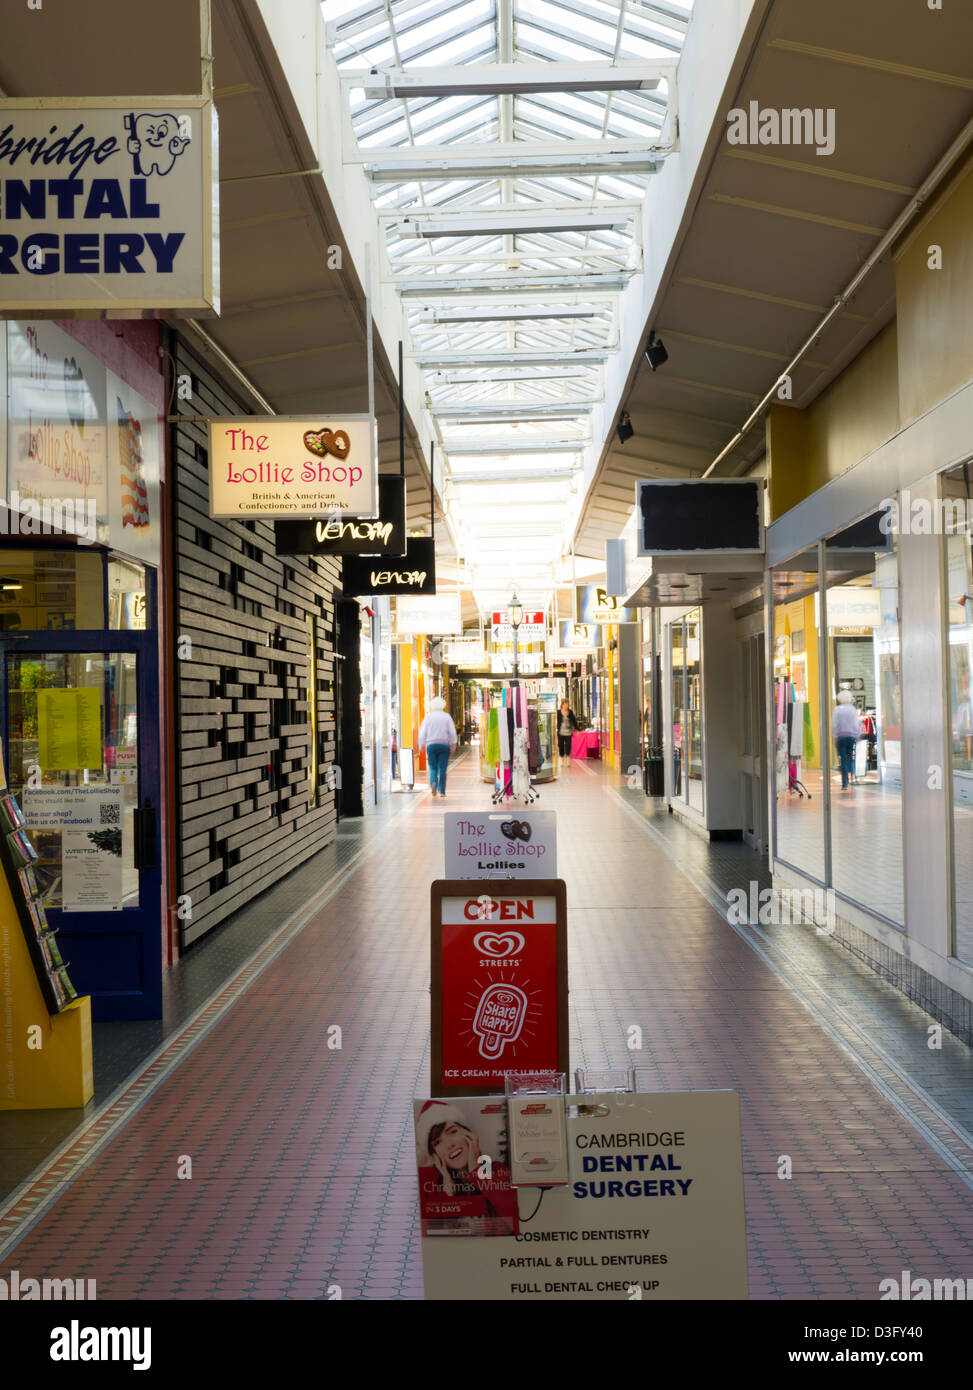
xmin=557 ymin=699 xmax=578 ymax=763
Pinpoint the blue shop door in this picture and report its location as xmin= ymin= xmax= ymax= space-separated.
xmin=2 ymin=627 xmax=162 ymax=1021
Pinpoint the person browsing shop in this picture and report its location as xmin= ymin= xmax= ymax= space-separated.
xmin=558 ymin=698 xmax=578 ymax=764
xmin=832 ymin=689 xmax=862 ymax=790
xmin=418 ymin=695 xmax=458 ymax=799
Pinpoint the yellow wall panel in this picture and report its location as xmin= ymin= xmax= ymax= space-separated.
xmin=895 ymin=157 xmax=973 ymax=427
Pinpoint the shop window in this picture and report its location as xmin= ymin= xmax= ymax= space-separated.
xmin=824 ymin=531 xmax=903 ymax=927
xmin=0 ymin=550 xmax=103 ymax=632
xmin=943 ymin=463 xmax=973 ymax=965
xmin=772 ymin=553 xmax=826 ymax=882
xmin=667 ymin=611 xmax=703 ymax=811
xmin=108 ymin=557 xmax=148 ymax=630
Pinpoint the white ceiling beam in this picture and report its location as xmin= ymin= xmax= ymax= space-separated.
xmin=447 ymin=469 xmax=579 ymax=484
xmin=414 ymin=349 xmax=609 ymax=365
xmin=444 ymin=441 xmax=587 ymax=455
xmin=345 ymin=62 xmax=674 ymax=100
xmin=396 ymin=273 xmax=631 ymax=295
xmin=384 ymin=209 xmax=639 ymax=238
xmin=356 ymin=138 xmax=664 ymax=166
xmin=420 ymin=305 xmax=604 ymax=323
xmin=364 ymin=150 xmax=662 ymax=180
xmin=434 ymin=403 xmax=594 ymax=418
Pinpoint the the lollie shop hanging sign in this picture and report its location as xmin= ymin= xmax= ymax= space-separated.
xmin=0 ymin=99 xmax=218 ymax=313
xmin=208 ymin=416 xmax=379 ymax=520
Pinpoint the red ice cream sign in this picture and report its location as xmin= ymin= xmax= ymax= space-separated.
xmin=432 ymin=884 xmax=568 ymax=1094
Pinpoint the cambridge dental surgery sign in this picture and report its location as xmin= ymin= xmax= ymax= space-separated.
xmin=0 ymin=99 xmax=218 ymax=313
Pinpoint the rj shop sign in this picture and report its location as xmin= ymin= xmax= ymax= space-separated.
xmin=0 ymin=99 xmax=218 ymax=313
xmin=342 ymin=536 xmax=437 ymax=597
xmin=275 ymin=476 xmax=406 ymax=557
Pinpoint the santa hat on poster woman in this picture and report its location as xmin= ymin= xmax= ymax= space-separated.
xmin=415 ymin=1100 xmax=471 ymax=1167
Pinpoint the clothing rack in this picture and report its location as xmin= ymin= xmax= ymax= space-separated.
xmin=489 ymin=682 xmax=539 ymax=805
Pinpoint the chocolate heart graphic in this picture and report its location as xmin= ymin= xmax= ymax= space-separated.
xmin=473 ymin=933 xmax=525 ymax=957
xmin=303 ymin=427 xmax=351 ymax=462
xmin=63 ymin=357 xmax=85 ymax=437
xmin=501 ymin=819 xmax=531 ymax=843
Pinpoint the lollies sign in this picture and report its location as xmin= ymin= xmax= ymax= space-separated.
xmin=208 ymin=416 xmax=378 ymax=519
xmin=430 ymin=880 xmax=568 ymax=1096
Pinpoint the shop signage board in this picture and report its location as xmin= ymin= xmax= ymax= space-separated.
xmin=442 ymin=638 xmax=487 ymax=668
xmin=637 ymin=479 xmax=763 ymax=555
xmin=274 ymin=475 xmax=406 ymax=557
xmin=443 ymin=810 xmax=557 ymax=878
xmin=343 ymin=536 xmax=436 ymax=597
xmin=416 ymin=1089 xmax=748 ymax=1300
xmin=0 ymin=99 xmax=219 ymax=314
xmin=814 ymin=586 xmax=882 ymax=629
xmin=396 ymin=593 xmax=463 ymax=636
xmin=209 ymin=416 xmax=378 ymax=520
xmin=430 ymin=879 xmax=568 ymax=1097
xmin=557 ymin=620 xmax=600 ymax=653
xmin=576 ymin=585 xmax=635 ymax=625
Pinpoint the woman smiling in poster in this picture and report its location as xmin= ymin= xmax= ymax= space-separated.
xmin=415 ymin=1100 xmax=519 ymax=1237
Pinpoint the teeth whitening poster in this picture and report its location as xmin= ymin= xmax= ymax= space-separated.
xmin=417 ymin=1091 xmax=748 ymax=1300
xmin=414 ymin=1097 xmax=520 ymax=1238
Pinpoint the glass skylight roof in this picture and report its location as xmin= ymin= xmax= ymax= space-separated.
xmin=322 ymin=0 xmax=694 ymax=613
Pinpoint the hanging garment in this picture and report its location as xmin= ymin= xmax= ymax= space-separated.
xmin=776 ymin=680 xmax=786 ymax=724
xmin=527 ymin=708 xmax=542 ymax=772
xmin=513 ymin=727 xmax=530 ymax=799
xmin=486 ymin=707 xmax=500 ymax=765
xmin=803 ymin=700 xmax=816 ymax=762
xmin=790 ymin=699 xmax=805 ymax=757
xmin=498 ymin=704 xmax=511 ymax=762
xmin=775 ymin=723 xmax=789 ymax=794
xmin=518 ymin=685 xmax=528 ymax=729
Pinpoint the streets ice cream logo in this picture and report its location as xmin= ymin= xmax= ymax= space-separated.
xmin=124 ymin=113 xmax=190 ymax=177
xmin=472 ymin=931 xmax=525 ymax=962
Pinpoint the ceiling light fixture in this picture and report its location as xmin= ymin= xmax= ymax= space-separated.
xmin=644 ymin=332 xmax=669 ymax=372
xmin=616 ymin=411 xmax=634 ymax=445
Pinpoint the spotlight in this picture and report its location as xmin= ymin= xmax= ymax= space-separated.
xmin=615 ymin=411 xmax=634 ymax=445
xmin=644 ymin=332 xmax=668 ymax=372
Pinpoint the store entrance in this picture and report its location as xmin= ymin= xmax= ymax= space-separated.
xmin=0 ymin=552 xmax=162 ymax=1020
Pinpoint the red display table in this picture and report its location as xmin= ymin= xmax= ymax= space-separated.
xmin=571 ymin=731 xmax=601 ymax=760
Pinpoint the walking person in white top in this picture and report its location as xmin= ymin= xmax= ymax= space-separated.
xmin=832 ymin=690 xmax=862 ymax=790
xmin=418 ymin=696 xmax=458 ymax=799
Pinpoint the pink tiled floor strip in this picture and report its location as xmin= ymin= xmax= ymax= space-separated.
xmin=1 ymin=757 xmax=970 ymax=1299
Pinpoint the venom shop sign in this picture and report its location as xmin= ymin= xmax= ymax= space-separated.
xmin=343 ymin=536 xmax=437 ymax=597
xmin=0 ymin=100 xmax=218 ymax=312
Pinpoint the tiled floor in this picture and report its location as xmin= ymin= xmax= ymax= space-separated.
xmin=0 ymin=752 xmax=970 ymax=1300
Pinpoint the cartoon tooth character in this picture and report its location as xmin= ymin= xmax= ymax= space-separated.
xmin=125 ymin=112 xmax=190 ymax=177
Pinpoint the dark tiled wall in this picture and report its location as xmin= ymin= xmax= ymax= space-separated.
xmin=170 ymin=336 xmax=341 ymax=946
